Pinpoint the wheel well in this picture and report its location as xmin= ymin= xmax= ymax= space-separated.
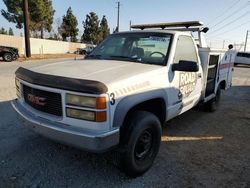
xmin=3 ymin=52 xmax=12 ymax=55
xmin=219 ymin=80 xmax=226 ymax=90
xmin=124 ymin=98 xmax=166 ymax=125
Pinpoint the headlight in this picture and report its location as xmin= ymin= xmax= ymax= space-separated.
xmin=66 ymin=94 xmax=106 ymax=109
xmin=66 ymin=108 xmax=106 ymax=122
xmin=66 ymin=108 xmax=95 ymax=121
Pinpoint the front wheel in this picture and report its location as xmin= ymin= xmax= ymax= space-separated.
xmin=3 ymin=52 xmax=13 ymax=62
xmin=119 ymin=111 xmax=162 ymax=177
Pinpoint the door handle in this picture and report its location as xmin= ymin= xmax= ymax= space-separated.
xmin=197 ymin=73 xmax=202 ymax=78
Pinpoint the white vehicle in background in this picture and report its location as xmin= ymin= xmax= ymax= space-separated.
xmin=11 ymin=21 xmax=236 ymax=177
xmin=80 ymin=46 xmax=95 ymax=55
xmin=234 ymin=52 xmax=250 ymax=66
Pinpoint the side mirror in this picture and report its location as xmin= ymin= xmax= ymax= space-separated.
xmin=172 ymin=60 xmax=199 ymax=72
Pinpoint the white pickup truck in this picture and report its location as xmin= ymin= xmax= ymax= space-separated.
xmin=12 ymin=21 xmax=235 ymax=177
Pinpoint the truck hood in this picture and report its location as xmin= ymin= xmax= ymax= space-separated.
xmin=30 ymin=59 xmax=162 ymax=86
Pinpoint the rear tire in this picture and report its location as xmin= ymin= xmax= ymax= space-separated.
xmin=119 ymin=111 xmax=162 ymax=177
xmin=3 ymin=52 xmax=13 ymax=62
xmin=205 ymin=86 xmax=221 ymax=112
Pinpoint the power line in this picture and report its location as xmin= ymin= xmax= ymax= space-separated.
xmin=208 ymin=11 xmax=250 ymax=35
xmin=209 ymin=1 xmax=249 ymax=29
xmin=207 ymin=20 xmax=250 ymax=38
xmin=207 ymin=0 xmax=242 ymax=26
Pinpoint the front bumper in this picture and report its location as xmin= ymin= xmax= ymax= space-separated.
xmin=11 ymin=99 xmax=119 ymax=153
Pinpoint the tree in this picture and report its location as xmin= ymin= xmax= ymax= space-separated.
xmin=30 ymin=0 xmax=55 ymax=39
xmin=55 ymin=17 xmax=62 ymax=40
xmin=99 ymin=16 xmax=110 ymax=42
xmin=47 ymin=31 xmax=59 ymax=41
xmin=1 ymin=0 xmax=55 ymax=39
xmin=81 ymin=12 xmax=100 ymax=44
xmin=0 ymin=27 xmax=8 ymax=35
xmin=81 ymin=13 xmax=110 ymax=44
xmin=8 ymin=27 xmax=14 ymax=35
xmin=59 ymin=7 xmax=79 ymax=42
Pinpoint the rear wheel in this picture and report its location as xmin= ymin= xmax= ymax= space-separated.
xmin=3 ymin=52 xmax=13 ymax=62
xmin=119 ymin=111 xmax=162 ymax=177
xmin=205 ymin=86 xmax=221 ymax=112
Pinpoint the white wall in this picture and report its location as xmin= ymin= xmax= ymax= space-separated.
xmin=0 ymin=34 xmax=87 ymax=55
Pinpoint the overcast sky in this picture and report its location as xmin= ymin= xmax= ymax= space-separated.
xmin=0 ymin=0 xmax=249 ymax=50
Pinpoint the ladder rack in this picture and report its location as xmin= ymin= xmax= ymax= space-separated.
xmin=130 ymin=21 xmax=209 ymax=48
xmin=131 ymin=21 xmax=203 ymax=30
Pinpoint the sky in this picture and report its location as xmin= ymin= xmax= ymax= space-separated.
xmin=0 ymin=0 xmax=249 ymax=50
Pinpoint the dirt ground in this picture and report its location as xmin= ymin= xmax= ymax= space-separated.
xmin=0 ymin=60 xmax=249 ymax=188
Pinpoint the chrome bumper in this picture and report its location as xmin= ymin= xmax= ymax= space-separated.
xmin=11 ymin=99 xmax=119 ymax=153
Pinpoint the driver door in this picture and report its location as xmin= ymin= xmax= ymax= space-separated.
xmin=168 ymin=35 xmax=203 ymax=116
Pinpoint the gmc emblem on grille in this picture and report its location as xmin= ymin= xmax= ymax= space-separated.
xmin=27 ymin=94 xmax=46 ymax=106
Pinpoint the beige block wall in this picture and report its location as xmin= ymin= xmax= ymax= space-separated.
xmin=0 ymin=34 xmax=23 ymax=53
xmin=0 ymin=34 xmax=86 ymax=55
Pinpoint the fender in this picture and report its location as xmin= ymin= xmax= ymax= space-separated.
xmin=112 ymin=89 xmax=168 ymax=128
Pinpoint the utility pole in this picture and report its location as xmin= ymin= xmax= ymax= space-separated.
xmin=244 ymin=30 xmax=249 ymax=52
xmin=129 ymin=20 xmax=132 ymax=31
xmin=23 ymin=0 xmax=31 ymax=58
xmin=222 ymin=40 xmax=225 ymax=49
xmin=116 ymin=2 xmax=120 ymax=32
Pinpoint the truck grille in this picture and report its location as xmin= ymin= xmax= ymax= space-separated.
xmin=23 ymin=85 xmax=62 ymax=116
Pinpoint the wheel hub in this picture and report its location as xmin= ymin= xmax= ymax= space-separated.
xmin=135 ymin=130 xmax=153 ymax=160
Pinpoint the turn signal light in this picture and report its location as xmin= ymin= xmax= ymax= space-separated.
xmin=96 ymin=111 xmax=107 ymax=122
xmin=96 ymin=97 xmax=107 ymax=109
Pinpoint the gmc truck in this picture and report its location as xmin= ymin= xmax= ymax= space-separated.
xmin=11 ymin=21 xmax=235 ymax=177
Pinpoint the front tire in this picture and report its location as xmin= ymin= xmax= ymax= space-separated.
xmin=119 ymin=111 xmax=162 ymax=177
xmin=3 ymin=52 xmax=13 ymax=62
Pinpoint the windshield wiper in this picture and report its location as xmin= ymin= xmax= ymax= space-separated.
xmin=109 ymin=55 xmax=142 ymax=63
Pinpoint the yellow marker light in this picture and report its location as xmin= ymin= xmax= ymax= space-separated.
xmin=96 ymin=97 xmax=106 ymax=109
xmin=96 ymin=111 xmax=107 ymax=122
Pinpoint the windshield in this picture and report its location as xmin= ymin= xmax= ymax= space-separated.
xmin=86 ymin=32 xmax=172 ymax=65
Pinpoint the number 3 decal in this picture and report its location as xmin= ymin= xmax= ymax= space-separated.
xmin=110 ymin=93 xmax=116 ymax=105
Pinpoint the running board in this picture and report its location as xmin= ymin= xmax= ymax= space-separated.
xmin=203 ymin=94 xmax=216 ymax=103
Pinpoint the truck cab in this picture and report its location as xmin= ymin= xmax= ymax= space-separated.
xmin=11 ymin=21 xmax=235 ymax=177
